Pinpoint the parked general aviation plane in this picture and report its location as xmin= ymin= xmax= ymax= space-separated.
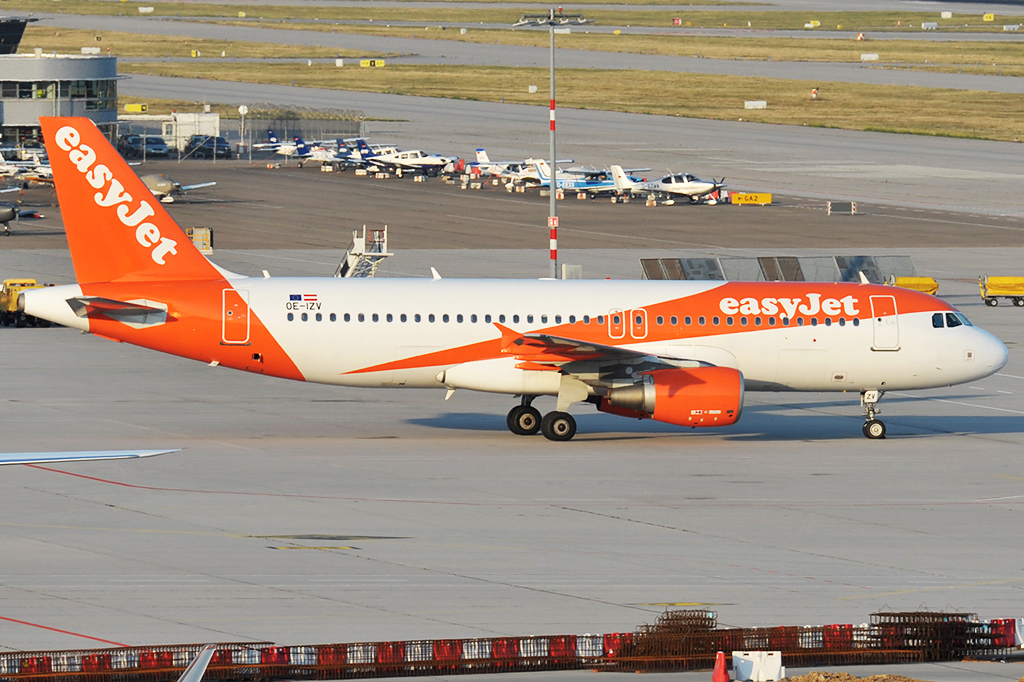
xmin=21 ymin=118 xmax=1010 ymax=441
xmin=471 ymin=149 xmax=574 ymax=183
xmin=356 ymin=140 xmax=456 ymax=176
xmin=141 ymin=174 xmax=217 ymax=203
xmin=611 ymin=165 xmax=725 ymax=203
xmin=530 ymin=159 xmax=647 ymax=196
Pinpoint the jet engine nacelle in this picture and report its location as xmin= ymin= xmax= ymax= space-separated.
xmin=599 ymin=366 xmax=744 ymax=427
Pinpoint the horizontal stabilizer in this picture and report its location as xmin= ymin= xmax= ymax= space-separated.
xmin=0 ymin=449 xmax=180 ymax=466
xmin=67 ymin=296 xmax=167 ymax=325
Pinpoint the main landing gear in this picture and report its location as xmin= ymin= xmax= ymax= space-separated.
xmin=506 ymin=396 xmax=578 ymax=441
xmin=861 ymin=389 xmax=886 ymax=439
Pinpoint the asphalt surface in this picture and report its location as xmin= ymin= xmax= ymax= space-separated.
xmin=37 ymin=14 xmax=1024 ymax=93
xmin=116 ymin=75 xmax=1024 ymax=217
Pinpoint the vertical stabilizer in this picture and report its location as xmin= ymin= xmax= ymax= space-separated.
xmin=40 ymin=117 xmax=221 ymax=284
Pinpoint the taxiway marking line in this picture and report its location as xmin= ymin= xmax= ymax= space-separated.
xmin=888 ymin=392 xmax=1024 ymax=415
xmin=836 ymin=577 xmax=1024 ymax=601
xmin=0 ymin=616 xmax=128 ymax=647
xmin=23 ymin=465 xmax=483 ymax=505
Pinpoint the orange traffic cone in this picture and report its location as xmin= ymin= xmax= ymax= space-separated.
xmin=712 ymin=651 xmax=729 ymax=682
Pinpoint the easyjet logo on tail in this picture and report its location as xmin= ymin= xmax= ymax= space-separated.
xmin=53 ymin=126 xmax=177 ymax=265
xmin=719 ymin=294 xmax=860 ymax=318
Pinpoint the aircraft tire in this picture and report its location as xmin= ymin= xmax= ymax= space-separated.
xmin=863 ymin=419 xmax=886 ymax=440
xmin=507 ymin=406 xmax=541 ymax=435
xmin=541 ymin=411 xmax=577 ymax=442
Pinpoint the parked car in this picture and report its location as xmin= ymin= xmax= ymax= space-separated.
xmin=117 ymin=134 xmax=143 ymax=157
xmin=117 ymin=135 xmax=171 ymax=158
xmin=141 ymin=135 xmax=170 ymax=158
xmin=184 ymin=135 xmax=232 ymax=159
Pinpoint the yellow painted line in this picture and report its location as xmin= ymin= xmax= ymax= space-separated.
xmin=269 ymin=546 xmax=355 ymax=551
xmin=997 ymin=474 xmax=1024 ymax=482
xmin=837 ymin=577 xmax=1024 ymax=601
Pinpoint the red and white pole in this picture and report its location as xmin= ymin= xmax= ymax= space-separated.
xmin=548 ymin=14 xmax=558 ymax=279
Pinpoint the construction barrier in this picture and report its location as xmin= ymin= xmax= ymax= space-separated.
xmin=0 ymin=611 xmax=1018 ymax=682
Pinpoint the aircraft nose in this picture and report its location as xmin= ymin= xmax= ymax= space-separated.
xmin=974 ymin=328 xmax=1009 ymax=374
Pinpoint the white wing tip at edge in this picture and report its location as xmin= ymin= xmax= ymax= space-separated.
xmin=0 ymin=449 xmax=181 ymax=466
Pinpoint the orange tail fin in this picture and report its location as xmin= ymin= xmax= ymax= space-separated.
xmin=40 ymin=117 xmax=221 ymax=284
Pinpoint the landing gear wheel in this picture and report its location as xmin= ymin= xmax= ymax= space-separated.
xmin=985 ymin=297 xmax=998 ymax=307
xmin=1014 ymin=298 xmax=1024 ymax=308
xmin=541 ymin=411 xmax=577 ymax=441
xmin=506 ymin=405 xmax=541 ymax=436
xmin=863 ymin=419 xmax=886 ymax=439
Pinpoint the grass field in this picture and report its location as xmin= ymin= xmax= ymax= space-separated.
xmin=117 ymin=61 xmax=1024 ymax=142
xmin=18 ymin=26 xmax=380 ymax=59
xmin=249 ymin=23 xmax=1024 ymax=75
xmin=7 ymin=1 xmax=1024 ymax=32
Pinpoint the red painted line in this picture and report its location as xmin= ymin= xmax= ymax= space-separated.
xmin=23 ymin=465 xmax=483 ymax=505
xmin=0 ymin=616 xmax=128 ymax=647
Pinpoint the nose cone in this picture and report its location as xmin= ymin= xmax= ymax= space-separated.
xmin=975 ymin=328 xmax=1009 ymax=376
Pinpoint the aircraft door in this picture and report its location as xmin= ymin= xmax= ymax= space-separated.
xmin=222 ymin=288 xmax=250 ymax=345
xmin=608 ymin=309 xmax=625 ymax=339
xmin=630 ymin=308 xmax=648 ymax=339
xmin=869 ymin=295 xmax=899 ymax=350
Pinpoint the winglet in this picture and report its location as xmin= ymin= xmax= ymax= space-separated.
xmin=430 ymin=267 xmax=442 ymax=280
xmin=176 ymin=645 xmax=217 ymax=682
xmin=858 ymin=271 xmax=870 ymax=284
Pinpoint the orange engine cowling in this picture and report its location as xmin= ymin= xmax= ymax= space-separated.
xmin=598 ymin=366 xmax=744 ymax=428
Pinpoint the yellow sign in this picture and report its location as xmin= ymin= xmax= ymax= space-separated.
xmin=360 ymin=59 xmax=385 ymax=67
xmin=190 ymin=49 xmax=201 ymax=58
xmin=984 ymin=13 xmax=995 ymax=21
xmin=731 ymin=192 xmax=772 ymax=205
xmin=809 ymin=20 xmax=820 ymax=27
xmin=123 ymin=103 xmax=148 ymax=113
xmin=238 ymin=11 xmax=246 ymax=17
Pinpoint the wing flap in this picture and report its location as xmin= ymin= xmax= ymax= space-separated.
xmin=0 ymin=449 xmax=180 ymax=466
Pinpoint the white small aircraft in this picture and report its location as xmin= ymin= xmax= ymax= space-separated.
xmin=360 ymin=142 xmax=457 ymax=176
xmin=141 ymin=174 xmax=217 ymax=203
xmin=0 ymin=152 xmax=53 ymax=183
xmin=472 ymin=149 xmax=574 ymax=183
xmin=612 ymin=165 xmax=725 ymax=204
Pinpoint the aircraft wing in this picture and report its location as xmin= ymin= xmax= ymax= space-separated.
xmin=1 ymin=186 xmax=19 ymax=194
xmin=495 ymin=323 xmax=700 ymax=382
xmin=177 ymin=645 xmax=217 ymax=682
xmin=180 ymin=182 xmax=216 ymax=192
xmin=0 ymin=449 xmax=179 ymax=465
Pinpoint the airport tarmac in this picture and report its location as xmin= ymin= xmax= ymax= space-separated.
xmin=1 ymin=241 xmax=1022 ymax=657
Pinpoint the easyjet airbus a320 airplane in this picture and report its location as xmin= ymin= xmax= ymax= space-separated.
xmin=22 ymin=118 xmax=1009 ymax=441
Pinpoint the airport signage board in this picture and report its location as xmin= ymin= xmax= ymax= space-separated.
xmin=731 ymin=193 xmax=773 ymax=205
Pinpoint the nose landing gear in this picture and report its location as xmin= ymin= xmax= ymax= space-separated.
xmin=861 ymin=390 xmax=886 ymax=439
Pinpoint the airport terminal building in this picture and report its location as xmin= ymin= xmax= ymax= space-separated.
xmin=0 ymin=18 xmax=118 ymax=147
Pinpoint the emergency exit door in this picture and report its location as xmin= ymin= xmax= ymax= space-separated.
xmin=222 ymin=289 xmax=250 ymax=344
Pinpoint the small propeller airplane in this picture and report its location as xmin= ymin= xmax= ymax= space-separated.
xmin=529 ymin=159 xmax=648 ymax=196
xmin=611 ymin=165 xmax=726 ymax=204
xmin=141 ymin=174 xmax=217 ymax=203
xmin=357 ymin=140 xmax=457 ymax=176
xmin=470 ymin=149 xmax=574 ymax=183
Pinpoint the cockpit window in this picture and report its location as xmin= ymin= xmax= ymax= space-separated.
xmin=945 ymin=312 xmax=962 ymax=328
xmin=955 ymin=312 xmax=973 ymax=327
xmin=932 ymin=313 xmax=944 ymax=328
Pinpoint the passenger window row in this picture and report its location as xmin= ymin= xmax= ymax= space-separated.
xmin=285 ymin=311 xmax=862 ymax=328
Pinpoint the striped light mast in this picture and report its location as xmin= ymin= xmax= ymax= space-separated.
xmin=514 ymin=8 xmax=591 ymax=279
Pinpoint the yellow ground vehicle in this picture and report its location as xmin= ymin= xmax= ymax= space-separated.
xmin=979 ymin=275 xmax=1024 ymax=307
xmin=0 ymin=279 xmax=50 ymax=326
